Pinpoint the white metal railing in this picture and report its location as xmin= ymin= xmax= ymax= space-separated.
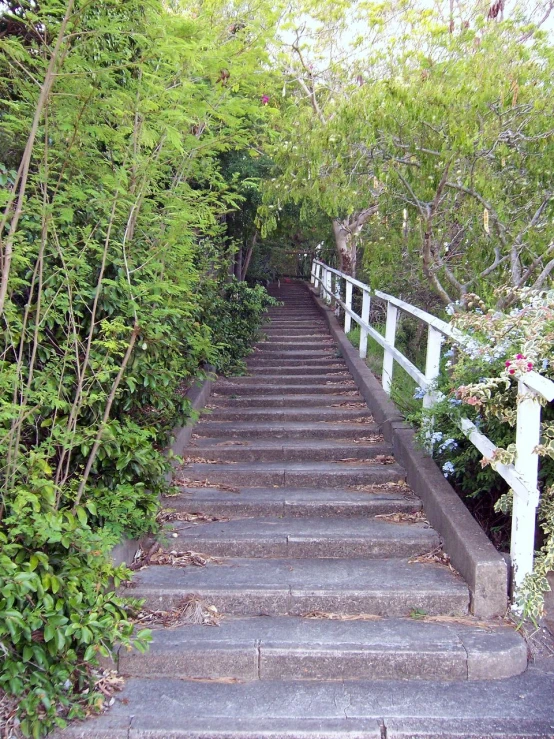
xmin=311 ymin=258 xmax=554 ymax=599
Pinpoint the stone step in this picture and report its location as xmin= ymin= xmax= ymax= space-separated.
xmin=261 ymin=329 xmax=331 ymax=337
xmin=192 ymin=421 xmax=381 ymax=439
xmin=265 ymin=316 xmax=322 ymax=321
xmin=217 ymin=375 xmax=355 ymax=386
xmin=163 ymin=516 xmax=438 ymax=559
xmin=213 ymin=383 xmax=357 ymax=396
xmin=252 ymin=350 xmax=338 ymax=360
xmin=166 ymin=486 xmax=421 ymax=518
xmin=55 ymin=671 xmax=554 ymax=739
xmin=245 ymin=365 xmax=348 ymax=375
xmin=257 ymin=341 xmax=335 ymax=350
xmin=186 ymin=437 xmax=390 ymax=461
xmin=208 ymin=394 xmax=364 ymax=409
xmin=179 ymin=461 xmax=405 ymax=487
xmin=120 ymin=616 xmax=526 ymax=682
xmin=203 ymin=407 xmax=372 ymax=422
xmin=129 ymin=558 xmax=470 ymax=616
xmin=246 ymin=358 xmax=348 ymax=368
xmin=263 ymin=321 xmax=327 ymax=328
xmin=263 ymin=319 xmax=325 ymax=325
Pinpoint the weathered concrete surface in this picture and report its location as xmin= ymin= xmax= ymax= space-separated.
xmin=186 ymin=437 xmax=392 ymax=462
xmin=130 ymin=559 xmax=469 ymax=616
xmin=307 ymin=284 xmax=508 ymax=619
xmin=120 ymin=616 xmax=526 ymax=682
xmin=165 ymin=516 xmax=439 ymax=558
xmin=56 ymin=281 xmax=538 ymax=739
xmin=54 ymin=659 xmax=554 ymax=738
xmin=181 ymin=460 xmax=406 ymax=488
xmin=166 ymin=485 xmax=421 ymax=518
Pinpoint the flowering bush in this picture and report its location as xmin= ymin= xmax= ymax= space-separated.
xmin=417 ymin=288 xmax=554 ymax=619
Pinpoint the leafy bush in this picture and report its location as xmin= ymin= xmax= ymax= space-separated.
xmin=0 ymin=0 xmax=276 ymax=735
xmin=203 ymin=278 xmax=278 ymax=375
xmin=415 ymin=289 xmax=554 ymax=618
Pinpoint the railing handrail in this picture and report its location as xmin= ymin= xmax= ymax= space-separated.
xmin=311 ymin=258 xmax=554 ymax=601
xmin=312 ymin=259 xmax=554 ymax=403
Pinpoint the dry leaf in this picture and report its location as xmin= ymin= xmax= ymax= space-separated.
xmin=375 ymin=511 xmax=428 ymax=525
xmin=421 ymin=615 xmax=493 ymax=630
xmin=409 ymin=546 xmax=456 ymax=572
xmin=149 ymin=549 xmax=222 ymax=567
xmin=157 ymin=510 xmax=229 ymax=525
xmin=303 ymin=611 xmax=381 ymax=621
xmin=134 ymin=596 xmax=221 ymax=628
xmin=175 ymin=477 xmax=241 ymax=494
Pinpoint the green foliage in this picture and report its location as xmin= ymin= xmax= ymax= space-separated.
xmin=0 ymin=0 xmax=277 ymax=733
xmin=0 ymin=516 xmax=150 ymax=737
xmin=264 ymin=0 xmax=554 ymax=301
xmin=203 ymin=278 xmax=278 ymax=375
xmin=413 ymin=288 xmax=554 ymax=617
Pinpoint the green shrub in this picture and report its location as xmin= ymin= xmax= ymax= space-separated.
xmin=203 ymin=278 xmax=279 ymax=375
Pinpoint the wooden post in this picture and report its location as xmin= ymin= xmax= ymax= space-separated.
xmin=334 ymin=274 xmax=341 ymax=316
xmin=382 ymin=303 xmax=398 ymax=394
xmin=423 ymin=326 xmax=443 ymax=410
xmin=511 ymin=381 xmax=541 ymax=598
xmin=344 ymin=280 xmax=353 ymax=334
xmin=325 ymin=268 xmax=332 ymax=305
xmin=359 ymin=289 xmax=371 ymax=359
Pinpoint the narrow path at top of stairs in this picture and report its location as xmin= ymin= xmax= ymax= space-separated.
xmin=57 ymin=281 xmax=554 ymax=739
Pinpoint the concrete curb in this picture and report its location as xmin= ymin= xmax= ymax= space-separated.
xmin=170 ymin=371 xmax=215 ymax=458
xmin=306 ymin=284 xmax=508 ymax=619
xmin=111 ymin=372 xmax=214 ymax=568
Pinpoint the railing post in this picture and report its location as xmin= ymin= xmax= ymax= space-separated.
xmin=324 ymin=268 xmax=332 ymax=305
xmin=311 ymin=260 xmax=316 ymax=286
xmin=423 ymin=326 xmax=443 ymax=410
xmin=344 ymin=280 xmax=353 ymax=334
xmin=334 ymin=274 xmax=341 ymax=316
xmin=511 ymin=381 xmax=541 ymax=599
xmin=382 ymin=303 xmax=398 ymax=394
xmin=359 ymin=289 xmax=371 ymax=359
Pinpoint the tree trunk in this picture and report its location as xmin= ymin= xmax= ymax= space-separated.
xmin=331 ymin=206 xmax=378 ymax=276
xmin=240 ymin=231 xmax=258 ymax=281
xmin=332 ymin=220 xmax=356 ymax=276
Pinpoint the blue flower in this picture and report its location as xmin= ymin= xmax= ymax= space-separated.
xmin=444 ymin=348 xmax=455 ymax=358
xmin=442 ymin=461 xmax=455 ymax=476
xmin=448 ymin=398 xmax=462 ymax=406
xmin=439 ymin=438 xmax=458 ymax=453
xmin=413 ymin=387 xmax=426 ymax=399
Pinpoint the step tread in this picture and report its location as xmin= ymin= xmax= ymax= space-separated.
xmin=193 ymin=421 xmax=382 ymax=438
xmin=120 ymin=616 xmax=526 ymax=683
xmin=167 ymin=486 xmax=420 ymax=517
xmin=53 ymin=668 xmax=554 ymax=738
xmin=131 ymin=557 xmax=468 ymax=599
xmin=165 ymin=516 xmax=438 ymax=558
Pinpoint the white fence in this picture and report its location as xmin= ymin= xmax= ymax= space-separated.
xmin=311 ymin=258 xmax=554 ymax=599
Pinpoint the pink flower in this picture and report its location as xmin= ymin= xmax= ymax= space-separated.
xmin=261 ymin=95 xmax=270 ymax=105
xmin=505 ymin=361 xmax=511 ymax=367
xmin=527 ymin=362 xmax=533 ymax=370
xmin=509 ymin=368 xmax=516 ymax=374
xmin=516 ymin=353 xmax=524 ymax=360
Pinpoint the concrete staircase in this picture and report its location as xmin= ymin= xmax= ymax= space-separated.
xmin=59 ymin=282 xmax=554 ymax=738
